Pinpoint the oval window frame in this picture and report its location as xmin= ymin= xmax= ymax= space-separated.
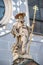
xmin=0 ymin=0 xmax=12 ymax=25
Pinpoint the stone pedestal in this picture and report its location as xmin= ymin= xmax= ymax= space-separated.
xmin=12 ymin=58 xmax=39 ymax=65
xmin=13 ymin=53 xmax=32 ymax=61
xmin=12 ymin=52 xmax=40 ymax=65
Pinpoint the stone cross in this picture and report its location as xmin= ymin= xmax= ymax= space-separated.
xmin=33 ymin=5 xmax=38 ymax=23
xmin=33 ymin=5 xmax=38 ymax=11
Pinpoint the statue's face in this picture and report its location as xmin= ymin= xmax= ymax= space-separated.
xmin=16 ymin=18 xmax=24 ymax=28
xmin=18 ymin=18 xmax=24 ymax=22
xmin=18 ymin=16 xmax=24 ymax=22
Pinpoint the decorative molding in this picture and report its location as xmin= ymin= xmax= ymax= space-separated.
xmin=25 ymin=0 xmax=30 ymax=26
xmin=0 ymin=0 xmax=12 ymax=25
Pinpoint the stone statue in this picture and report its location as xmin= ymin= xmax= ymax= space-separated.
xmin=11 ymin=10 xmax=39 ymax=65
xmin=11 ymin=13 xmax=32 ymax=61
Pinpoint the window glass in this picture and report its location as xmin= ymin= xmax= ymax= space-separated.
xmin=28 ymin=0 xmax=39 ymax=7
xmin=0 ymin=0 xmax=5 ymax=20
xmin=28 ymin=0 xmax=43 ymax=34
xmin=29 ymin=6 xmax=41 ymax=20
xmin=39 ymin=0 xmax=43 ymax=8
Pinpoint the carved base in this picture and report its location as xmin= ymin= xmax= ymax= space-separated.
xmin=12 ymin=53 xmax=40 ymax=65
xmin=12 ymin=58 xmax=39 ymax=65
xmin=13 ymin=53 xmax=32 ymax=61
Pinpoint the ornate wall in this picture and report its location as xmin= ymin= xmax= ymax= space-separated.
xmin=0 ymin=0 xmax=43 ymax=65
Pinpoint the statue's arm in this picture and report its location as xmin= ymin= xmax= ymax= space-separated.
xmin=11 ymin=25 xmax=20 ymax=37
xmin=11 ymin=26 xmax=16 ymax=37
xmin=26 ymin=26 xmax=32 ymax=35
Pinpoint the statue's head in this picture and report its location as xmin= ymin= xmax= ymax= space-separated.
xmin=15 ymin=13 xmax=26 ymax=23
xmin=15 ymin=13 xmax=26 ymax=19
